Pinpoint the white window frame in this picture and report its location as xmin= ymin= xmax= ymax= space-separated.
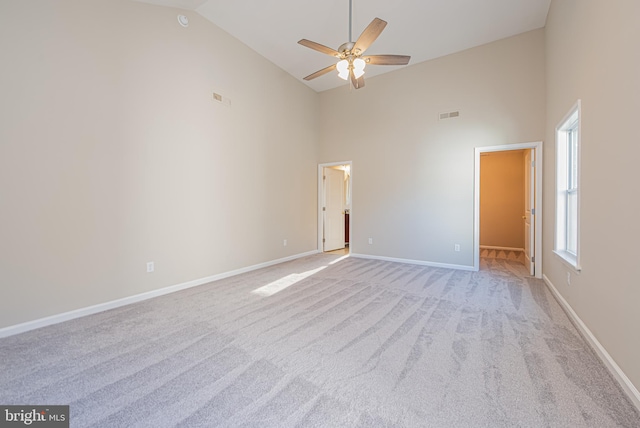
xmin=554 ymin=100 xmax=581 ymax=270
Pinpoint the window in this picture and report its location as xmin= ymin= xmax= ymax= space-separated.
xmin=555 ymin=100 xmax=581 ymax=269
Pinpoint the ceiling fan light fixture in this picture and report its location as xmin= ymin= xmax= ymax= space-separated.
xmin=336 ymin=59 xmax=350 ymax=80
xmin=298 ymin=0 xmax=410 ymax=89
xmin=353 ymin=58 xmax=366 ymax=78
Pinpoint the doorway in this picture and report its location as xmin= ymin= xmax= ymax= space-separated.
xmin=318 ymin=161 xmax=352 ymax=254
xmin=474 ymin=142 xmax=542 ymax=278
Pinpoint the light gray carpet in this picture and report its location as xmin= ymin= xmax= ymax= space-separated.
xmin=1 ymin=254 xmax=638 ymax=427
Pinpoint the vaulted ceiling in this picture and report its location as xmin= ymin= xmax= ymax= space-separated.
xmin=133 ymin=0 xmax=551 ymax=92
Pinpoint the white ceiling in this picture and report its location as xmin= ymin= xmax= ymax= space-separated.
xmin=133 ymin=0 xmax=551 ymax=92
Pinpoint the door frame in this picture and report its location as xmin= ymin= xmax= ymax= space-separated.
xmin=474 ymin=142 xmax=542 ymax=278
xmin=318 ymin=161 xmax=352 ymax=253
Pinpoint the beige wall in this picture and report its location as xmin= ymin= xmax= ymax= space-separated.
xmin=319 ymin=29 xmax=545 ymax=266
xmin=480 ymin=150 xmax=525 ymax=249
xmin=0 ymin=0 xmax=319 ymax=328
xmin=545 ymin=0 xmax=640 ymax=391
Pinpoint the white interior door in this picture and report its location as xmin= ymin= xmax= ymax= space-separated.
xmin=323 ymin=167 xmax=345 ymax=252
xmin=524 ymin=149 xmax=535 ymax=275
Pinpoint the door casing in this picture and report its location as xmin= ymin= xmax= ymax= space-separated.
xmin=318 ymin=161 xmax=352 ymax=253
xmin=524 ymin=149 xmax=535 ymax=275
xmin=474 ymin=142 xmax=542 ymax=278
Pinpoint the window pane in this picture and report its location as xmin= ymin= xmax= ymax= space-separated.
xmin=568 ymin=128 xmax=578 ymax=190
xmin=567 ymin=191 xmax=578 ymax=254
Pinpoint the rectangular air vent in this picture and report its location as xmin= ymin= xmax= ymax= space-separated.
xmin=213 ymin=91 xmax=231 ymax=108
xmin=439 ymin=110 xmax=460 ymax=120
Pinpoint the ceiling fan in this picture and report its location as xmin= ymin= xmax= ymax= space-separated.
xmin=298 ymin=0 xmax=411 ymax=89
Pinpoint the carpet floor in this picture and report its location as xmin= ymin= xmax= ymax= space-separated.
xmin=1 ymin=253 xmax=638 ymax=427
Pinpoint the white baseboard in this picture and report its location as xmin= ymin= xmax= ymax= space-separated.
xmin=350 ymin=253 xmax=476 ymax=271
xmin=480 ymin=245 xmax=524 ymax=252
xmin=0 ymin=250 xmax=320 ymax=339
xmin=542 ymin=274 xmax=640 ymax=411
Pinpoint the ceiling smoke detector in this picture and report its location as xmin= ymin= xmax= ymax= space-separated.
xmin=177 ymin=15 xmax=189 ymax=27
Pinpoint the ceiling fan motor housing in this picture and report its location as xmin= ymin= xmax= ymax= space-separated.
xmin=338 ymin=42 xmax=356 ymax=56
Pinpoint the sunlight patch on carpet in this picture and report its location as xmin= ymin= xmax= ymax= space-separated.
xmin=252 ymin=266 xmax=327 ymax=297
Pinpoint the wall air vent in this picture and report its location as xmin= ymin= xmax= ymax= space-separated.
xmin=213 ymin=92 xmax=231 ymax=108
xmin=439 ymin=110 xmax=460 ymax=120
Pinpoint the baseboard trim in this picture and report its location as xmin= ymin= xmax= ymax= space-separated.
xmin=480 ymin=245 xmax=524 ymax=252
xmin=0 ymin=250 xmax=320 ymax=339
xmin=350 ymin=253 xmax=476 ymax=271
xmin=542 ymin=274 xmax=640 ymax=411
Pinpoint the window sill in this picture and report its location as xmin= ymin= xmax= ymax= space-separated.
xmin=553 ymin=250 xmax=582 ymax=272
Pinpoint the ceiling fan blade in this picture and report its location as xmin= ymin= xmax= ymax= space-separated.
xmin=298 ymin=39 xmax=341 ymax=58
xmin=349 ymin=69 xmax=365 ymax=89
xmin=352 ymin=18 xmax=387 ymax=55
xmin=303 ymin=64 xmax=337 ymax=81
xmin=362 ymin=55 xmax=411 ymax=66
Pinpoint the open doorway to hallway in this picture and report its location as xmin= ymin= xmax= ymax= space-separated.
xmin=318 ymin=162 xmax=352 ymax=255
xmin=474 ymin=142 xmax=542 ymax=278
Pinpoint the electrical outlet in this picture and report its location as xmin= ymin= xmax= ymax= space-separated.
xmin=454 ymin=244 xmax=460 ymax=252
xmin=283 ymin=239 xmax=287 ymax=247
xmin=368 ymin=238 xmax=373 ymax=245
xmin=147 ymin=262 xmax=154 ymax=273
xmin=567 ymin=271 xmax=571 ymax=285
